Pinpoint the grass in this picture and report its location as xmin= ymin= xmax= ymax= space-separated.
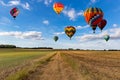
xmin=0 ymin=48 xmax=56 ymax=80
xmin=61 ymin=53 xmax=78 ymax=71
xmin=0 ymin=49 xmax=54 ymax=69
xmin=5 ymin=51 xmax=56 ymax=80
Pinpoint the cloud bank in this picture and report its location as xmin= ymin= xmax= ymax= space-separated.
xmin=0 ymin=31 xmax=44 ymax=40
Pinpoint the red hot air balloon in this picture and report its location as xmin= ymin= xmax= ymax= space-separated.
xmin=98 ymin=19 xmax=107 ymax=31
xmin=10 ymin=7 xmax=19 ymax=19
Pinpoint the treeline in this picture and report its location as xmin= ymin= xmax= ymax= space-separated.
xmin=68 ymin=48 xmax=120 ymax=51
xmin=0 ymin=44 xmax=16 ymax=48
xmin=24 ymin=47 xmax=53 ymax=49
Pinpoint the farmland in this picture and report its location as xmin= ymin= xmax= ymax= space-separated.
xmin=0 ymin=49 xmax=120 ymax=80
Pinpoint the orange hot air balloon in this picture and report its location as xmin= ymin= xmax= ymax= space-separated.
xmin=53 ymin=2 xmax=64 ymax=14
xmin=84 ymin=7 xmax=103 ymax=24
xmin=10 ymin=7 xmax=19 ymax=19
xmin=64 ymin=26 xmax=76 ymax=39
xmin=84 ymin=7 xmax=104 ymax=33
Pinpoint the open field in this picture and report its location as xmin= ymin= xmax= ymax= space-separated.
xmin=0 ymin=49 xmax=120 ymax=80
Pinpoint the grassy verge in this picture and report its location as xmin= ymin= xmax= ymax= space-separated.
xmin=0 ymin=49 xmax=54 ymax=70
xmin=61 ymin=53 xmax=78 ymax=71
xmin=6 ymin=52 xmax=56 ymax=80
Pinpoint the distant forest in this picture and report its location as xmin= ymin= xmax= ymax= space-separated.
xmin=0 ymin=44 xmax=120 ymax=51
xmin=0 ymin=44 xmax=53 ymax=49
xmin=0 ymin=44 xmax=16 ymax=48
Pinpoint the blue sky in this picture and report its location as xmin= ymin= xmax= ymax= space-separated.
xmin=0 ymin=0 xmax=120 ymax=49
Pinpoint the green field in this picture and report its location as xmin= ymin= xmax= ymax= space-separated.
xmin=0 ymin=48 xmax=55 ymax=80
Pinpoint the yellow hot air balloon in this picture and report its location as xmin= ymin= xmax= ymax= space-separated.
xmin=65 ymin=26 xmax=76 ymax=39
xmin=53 ymin=2 xmax=64 ymax=14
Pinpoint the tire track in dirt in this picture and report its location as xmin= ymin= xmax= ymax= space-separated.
xmin=25 ymin=52 xmax=80 ymax=80
xmin=62 ymin=51 xmax=120 ymax=80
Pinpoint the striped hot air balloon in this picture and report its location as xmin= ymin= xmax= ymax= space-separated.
xmin=84 ymin=7 xmax=104 ymax=33
xmin=64 ymin=26 xmax=76 ymax=39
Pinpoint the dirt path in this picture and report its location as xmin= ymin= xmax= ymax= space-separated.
xmin=25 ymin=52 xmax=80 ymax=80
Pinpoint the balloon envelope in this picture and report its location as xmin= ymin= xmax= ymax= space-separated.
xmin=64 ymin=26 xmax=76 ymax=39
xmin=104 ymin=35 xmax=110 ymax=41
xmin=84 ymin=7 xmax=103 ymax=33
xmin=98 ymin=19 xmax=107 ymax=31
xmin=91 ymin=25 xmax=97 ymax=33
xmin=53 ymin=2 xmax=64 ymax=14
xmin=54 ymin=36 xmax=59 ymax=42
xmin=10 ymin=7 xmax=19 ymax=19
xmin=89 ymin=14 xmax=103 ymax=26
xmin=84 ymin=7 xmax=103 ymax=24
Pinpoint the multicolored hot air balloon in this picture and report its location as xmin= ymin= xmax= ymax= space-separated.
xmin=54 ymin=36 xmax=59 ymax=42
xmin=84 ymin=7 xmax=104 ymax=33
xmin=104 ymin=35 xmax=110 ymax=42
xmin=98 ymin=19 xmax=107 ymax=31
xmin=10 ymin=7 xmax=19 ymax=19
xmin=64 ymin=26 xmax=76 ymax=39
xmin=53 ymin=2 xmax=64 ymax=14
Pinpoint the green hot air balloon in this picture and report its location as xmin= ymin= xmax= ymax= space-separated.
xmin=54 ymin=36 xmax=59 ymax=42
xmin=104 ymin=35 xmax=110 ymax=41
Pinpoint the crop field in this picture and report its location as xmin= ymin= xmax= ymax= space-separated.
xmin=0 ymin=49 xmax=120 ymax=80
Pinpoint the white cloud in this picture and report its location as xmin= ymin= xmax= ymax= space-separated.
xmin=76 ymin=27 xmax=120 ymax=41
xmin=63 ymin=7 xmax=84 ymax=21
xmin=87 ymin=0 xmax=98 ymax=7
xmin=0 ymin=0 xmax=30 ymax=10
xmin=109 ymin=28 xmax=120 ymax=39
xmin=53 ymin=32 xmax=65 ymax=36
xmin=8 ymin=0 xmax=20 ymax=6
xmin=113 ymin=24 xmax=118 ymax=27
xmin=44 ymin=0 xmax=52 ymax=5
xmin=37 ymin=0 xmax=52 ymax=5
xmin=0 ymin=31 xmax=44 ymax=40
xmin=43 ymin=20 xmax=49 ymax=25
xmin=21 ymin=2 xmax=30 ymax=10
xmin=90 ymin=0 xmax=97 ymax=3
xmin=76 ymin=25 xmax=89 ymax=30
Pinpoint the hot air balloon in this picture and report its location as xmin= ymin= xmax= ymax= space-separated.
xmin=65 ymin=26 xmax=76 ymax=39
xmin=98 ymin=19 xmax=107 ymax=31
xmin=91 ymin=25 xmax=97 ymax=33
xmin=10 ymin=7 xmax=19 ymax=19
xmin=54 ymin=36 xmax=59 ymax=42
xmin=84 ymin=7 xmax=103 ymax=33
xmin=104 ymin=35 xmax=110 ymax=42
xmin=53 ymin=2 xmax=64 ymax=14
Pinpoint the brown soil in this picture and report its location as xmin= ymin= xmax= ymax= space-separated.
xmin=25 ymin=52 xmax=81 ymax=80
xmin=61 ymin=51 xmax=120 ymax=80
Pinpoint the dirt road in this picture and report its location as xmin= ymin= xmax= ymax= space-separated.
xmin=25 ymin=52 xmax=80 ymax=80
